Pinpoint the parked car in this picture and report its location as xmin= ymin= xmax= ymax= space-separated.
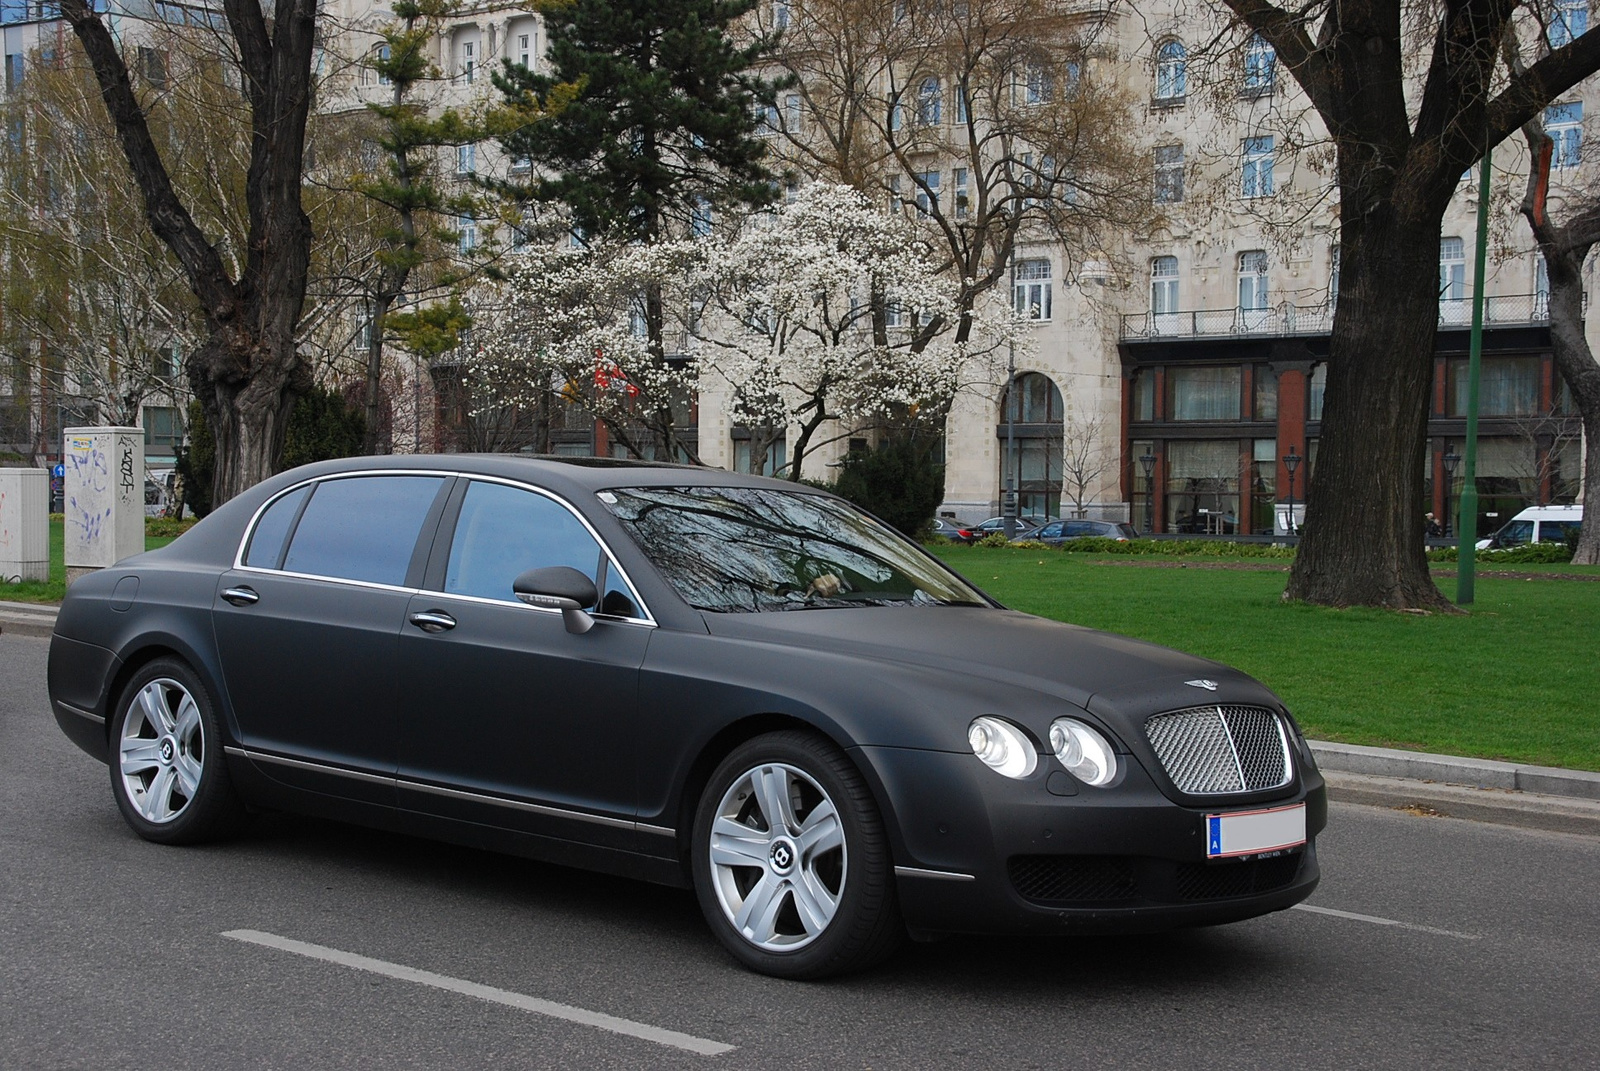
xmin=951 ymin=514 xmax=1049 ymax=543
xmin=49 ymin=457 xmax=1325 ymax=979
xmin=927 ymin=517 xmax=966 ymax=541
xmin=1475 ymin=505 xmax=1582 ymax=551
xmin=1036 ymin=519 xmax=1140 ymax=545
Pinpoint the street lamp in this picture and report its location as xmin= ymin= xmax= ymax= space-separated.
xmin=1282 ymin=445 xmax=1302 ymax=535
xmin=1441 ymin=450 xmax=1461 ymax=537
xmin=1139 ymin=451 xmax=1156 ymax=534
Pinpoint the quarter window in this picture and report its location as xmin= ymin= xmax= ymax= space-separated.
xmin=282 ymin=476 xmax=447 ymax=585
xmin=244 ymin=485 xmax=311 ymax=569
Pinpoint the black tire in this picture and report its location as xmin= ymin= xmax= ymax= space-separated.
xmin=691 ymin=730 xmax=902 ymax=979
xmin=108 ymin=658 xmax=246 ymax=845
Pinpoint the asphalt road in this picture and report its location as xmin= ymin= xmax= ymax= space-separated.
xmin=3 ymin=632 xmax=1597 ymax=1070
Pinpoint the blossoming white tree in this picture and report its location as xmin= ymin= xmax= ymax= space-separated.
xmin=465 ymin=183 xmax=1019 ymax=476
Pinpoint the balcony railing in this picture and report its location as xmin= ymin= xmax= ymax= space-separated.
xmin=1119 ymin=293 xmax=1574 ymax=342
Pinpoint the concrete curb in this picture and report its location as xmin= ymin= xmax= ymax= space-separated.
xmin=1321 ymin=772 xmax=1600 ymax=836
xmin=0 ymin=600 xmax=57 ymax=639
xmin=1310 ymin=740 xmax=1600 ymax=802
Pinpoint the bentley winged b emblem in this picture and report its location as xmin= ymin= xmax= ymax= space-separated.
xmin=1184 ymin=679 xmax=1220 ymax=691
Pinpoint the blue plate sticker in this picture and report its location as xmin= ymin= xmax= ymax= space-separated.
xmin=1207 ymin=814 xmax=1222 ymax=856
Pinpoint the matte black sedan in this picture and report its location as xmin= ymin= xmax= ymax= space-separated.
xmin=49 ymin=457 xmax=1325 ymax=979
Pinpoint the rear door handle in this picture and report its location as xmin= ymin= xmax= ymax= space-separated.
xmin=221 ymin=586 xmax=259 ymax=606
xmin=408 ymin=610 xmax=457 ymax=633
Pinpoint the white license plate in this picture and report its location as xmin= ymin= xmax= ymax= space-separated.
xmin=1205 ymin=803 xmax=1306 ymax=859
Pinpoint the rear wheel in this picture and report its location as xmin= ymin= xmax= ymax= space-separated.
xmin=691 ymin=731 xmax=902 ymax=979
xmin=109 ymin=658 xmax=245 ymax=845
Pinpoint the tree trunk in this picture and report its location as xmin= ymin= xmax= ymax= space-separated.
xmin=197 ymin=337 xmax=305 ymax=504
xmin=1544 ymin=247 xmax=1600 ymax=565
xmin=364 ymin=293 xmax=395 ymax=454
xmin=1284 ymin=206 xmax=1454 ymax=610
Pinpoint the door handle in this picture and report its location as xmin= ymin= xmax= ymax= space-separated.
xmin=408 ymin=610 xmax=457 ymax=633
xmin=221 ymin=586 xmax=259 ymax=606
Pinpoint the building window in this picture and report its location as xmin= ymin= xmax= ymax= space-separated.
xmin=1242 ymin=135 xmax=1274 ymax=197
xmin=734 ymin=435 xmax=786 ymax=476
xmin=456 ymin=143 xmax=475 ymax=175
xmin=373 ymin=44 xmax=392 ymax=86
xmin=1308 ymin=364 xmax=1327 ymax=421
xmin=1448 ymin=356 xmax=1541 ymax=417
xmin=1132 ymin=371 xmax=1155 ymax=422
xmin=460 ymin=39 xmax=476 ymax=83
xmin=1169 ymin=366 xmax=1242 ymax=422
xmin=953 ymin=167 xmax=969 ymax=218
xmin=1535 ymin=253 xmax=1550 ymax=315
xmin=1550 ymin=0 xmax=1588 ymax=46
xmin=784 ymin=92 xmax=802 ymax=133
xmin=1154 ymin=144 xmax=1184 ymax=203
xmin=4 ymin=53 xmax=21 ymax=93
xmin=1013 ymin=259 xmax=1052 ymax=320
xmin=916 ymin=76 xmax=941 ymax=125
xmin=457 ymin=215 xmax=477 ymax=253
xmin=1243 ymin=34 xmax=1275 ymax=94
xmin=143 ymin=406 xmax=181 ymax=449
xmin=954 ymin=82 xmax=969 ymax=125
xmin=914 ymin=170 xmax=940 ymax=214
xmin=1000 ymin=372 xmax=1065 ymax=519
xmin=1329 ymin=245 xmax=1341 ymax=309
xmin=517 ymin=32 xmax=533 ymax=69
xmin=1545 ymin=101 xmax=1582 ymax=168
xmin=691 ymin=197 xmax=713 ymax=237
xmin=1151 ymin=256 xmax=1180 ymax=322
xmin=1238 ymin=250 xmax=1269 ymax=319
xmin=1155 ymin=39 xmax=1187 ymax=101
xmin=1166 ymin=439 xmax=1240 ymax=534
xmin=758 ymin=101 xmax=781 ymax=135
xmin=1439 ymin=236 xmax=1466 ymax=322
xmin=773 ymin=0 xmax=790 ymax=30
xmin=1254 ymin=366 xmax=1279 ymax=420
xmin=1022 ymin=62 xmax=1054 ymax=105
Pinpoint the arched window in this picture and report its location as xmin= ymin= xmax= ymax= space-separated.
xmin=1243 ymin=33 xmax=1275 ymax=93
xmin=916 ymin=76 xmax=942 ymax=125
xmin=1155 ymin=40 xmax=1186 ymax=101
xmin=998 ymin=372 xmax=1065 ymax=519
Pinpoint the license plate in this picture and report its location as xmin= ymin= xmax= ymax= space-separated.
xmin=1205 ymin=803 xmax=1306 ymax=859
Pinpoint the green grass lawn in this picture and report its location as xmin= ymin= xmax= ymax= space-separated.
xmin=934 ymin=545 xmax=1600 ymax=772
xmin=2 ymin=518 xmax=183 ymax=604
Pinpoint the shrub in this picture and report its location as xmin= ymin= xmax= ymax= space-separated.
xmin=145 ymin=517 xmax=199 ymax=539
xmin=1428 ymin=541 xmax=1574 ymax=565
xmin=830 ymin=435 xmax=945 ymax=538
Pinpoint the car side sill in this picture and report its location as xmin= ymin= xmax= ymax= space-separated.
xmin=57 ymin=701 xmax=104 ymax=727
xmin=225 ymin=745 xmax=677 ymax=839
xmin=895 ymin=865 xmax=976 ymax=882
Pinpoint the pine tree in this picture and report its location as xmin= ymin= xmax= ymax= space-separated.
xmin=493 ymin=0 xmax=786 ymax=459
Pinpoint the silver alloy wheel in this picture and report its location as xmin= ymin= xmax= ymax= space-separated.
xmin=707 ymin=761 xmax=847 ymax=952
xmin=118 ymin=678 xmax=204 ymax=824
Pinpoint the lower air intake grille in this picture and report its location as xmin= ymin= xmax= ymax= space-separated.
xmin=1007 ymin=855 xmax=1136 ymax=903
xmin=1173 ymin=853 xmax=1303 ymax=900
xmin=1144 ymin=705 xmax=1293 ymax=795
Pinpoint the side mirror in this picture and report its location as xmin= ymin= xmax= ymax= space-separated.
xmin=513 ymin=566 xmax=599 ymax=635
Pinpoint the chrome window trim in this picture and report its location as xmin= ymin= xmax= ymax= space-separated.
xmin=231 ymin=468 xmax=656 ymax=627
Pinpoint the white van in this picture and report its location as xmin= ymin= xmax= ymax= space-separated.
xmin=1476 ymin=505 xmax=1583 ymax=550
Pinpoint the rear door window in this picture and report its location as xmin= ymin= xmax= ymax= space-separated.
xmin=281 ymin=475 xmax=447 ymax=585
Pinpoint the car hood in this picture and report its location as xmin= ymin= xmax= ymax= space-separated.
xmin=699 ymin=606 xmax=1280 ymax=725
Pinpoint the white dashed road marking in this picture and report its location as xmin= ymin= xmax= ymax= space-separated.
xmin=1292 ymin=904 xmax=1481 ymax=940
xmin=222 ymin=929 xmax=736 ymax=1056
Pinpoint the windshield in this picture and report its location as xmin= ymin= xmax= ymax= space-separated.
xmin=599 ymin=486 xmax=989 ymax=613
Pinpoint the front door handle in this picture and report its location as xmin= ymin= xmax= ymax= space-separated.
xmin=408 ymin=610 xmax=457 ymax=633
xmin=221 ymin=586 xmax=259 ymax=607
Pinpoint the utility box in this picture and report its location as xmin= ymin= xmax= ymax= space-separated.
xmin=0 ymin=468 xmax=49 ymax=583
xmin=63 ymin=427 xmax=145 ymax=584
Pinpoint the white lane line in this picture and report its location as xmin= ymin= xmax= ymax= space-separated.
xmin=1292 ymin=904 xmax=1481 ymax=941
xmin=222 ymin=929 xmax=735 ymax=1056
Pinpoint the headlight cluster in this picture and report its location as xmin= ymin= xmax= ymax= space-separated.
xmin=968 ymin=715 xmax=1119 ymax=786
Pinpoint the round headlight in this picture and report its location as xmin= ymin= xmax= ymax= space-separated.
xmin=967 ymin=716 xmax=1038 ymax=779
xmin=1049 ymin=718 xmax=1118 ymax=787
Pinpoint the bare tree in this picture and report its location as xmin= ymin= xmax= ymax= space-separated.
xmin=1206 ymin=1 xmax=1600 ymax=607
xmin=1059 ymin=410 xmax=1112 ymax=518
xmin=62 ymin=0 xmax=319 ymax=504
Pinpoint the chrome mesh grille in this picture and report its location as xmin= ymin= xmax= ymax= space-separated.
xmin=1144 ymin=706 xmax=1292 ymax=795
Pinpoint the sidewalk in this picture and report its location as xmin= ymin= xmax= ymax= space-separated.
xmin=6 ymin=598 xmax=1598 ymax=835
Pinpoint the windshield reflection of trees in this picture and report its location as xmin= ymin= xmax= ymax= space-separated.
xmin=606 ymin=487 xmax=985 ymax=612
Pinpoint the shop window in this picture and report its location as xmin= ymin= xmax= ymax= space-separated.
xmin=1169 ymin=366 xmax=1241 ymax=421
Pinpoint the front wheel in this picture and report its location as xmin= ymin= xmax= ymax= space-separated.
xmin=109 ymin=658 xmax=246 ymax=845
xmin=691 ymin=731 xmax=902 ymax=979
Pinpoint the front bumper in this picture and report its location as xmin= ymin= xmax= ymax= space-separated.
xmin=857 ymin=745 xmax=1326 ymax=936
